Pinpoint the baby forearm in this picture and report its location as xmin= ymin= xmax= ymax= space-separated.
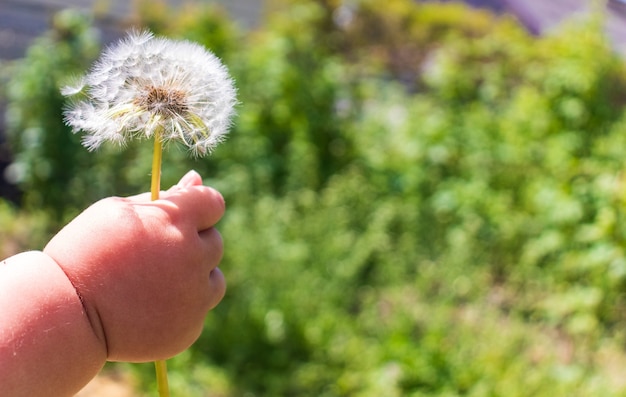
xmin=0 ymin=251 xmax=107 ymax=397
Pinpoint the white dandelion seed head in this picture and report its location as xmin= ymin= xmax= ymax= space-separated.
xmin=62 ymin=30 xmax=237 ymax=156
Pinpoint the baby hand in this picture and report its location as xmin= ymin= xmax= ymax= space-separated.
xmin=43 ymin=171 xmax=226 ymax=362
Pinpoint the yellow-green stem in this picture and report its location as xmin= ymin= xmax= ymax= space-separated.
xmin=151 ymin=135 xmax=163 ymax=201
xmin=155 ymin=360 xmax=170 ymax=397
xmin=150 ymin=132 xmax=170 ymax=397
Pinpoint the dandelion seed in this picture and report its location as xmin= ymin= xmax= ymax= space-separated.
xmin=62 ymin=30 xmax=237 ymax=156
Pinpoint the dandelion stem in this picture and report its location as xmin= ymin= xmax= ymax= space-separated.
xmin=150 ymin=129 xmax=170 ymax=397
xmin=151 ymin=132 xmax=163 ymax=201
xmin=155 ymin=360 xmax=170 ymax=397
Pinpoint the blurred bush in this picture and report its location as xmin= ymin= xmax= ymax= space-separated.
xmin=4 ymin=10 xmax=100 ymax=220
xmin=0 ymin=199 xmax=49 ymax=258
xmin=5 ymin=0 xmax=626 ymax=396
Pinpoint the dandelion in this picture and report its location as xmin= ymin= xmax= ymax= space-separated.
xmin=61 ymin=30 xmax=237 ymax=397
xmin=62 ymin=30 xmax=237 ymax=156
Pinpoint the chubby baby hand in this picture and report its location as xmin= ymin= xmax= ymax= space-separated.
xmin=43 ymin=171 xmax=226 ymax=362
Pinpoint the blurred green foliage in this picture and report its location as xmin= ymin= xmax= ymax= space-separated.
xmin=5 ymin=0 xmax=626 ymax=395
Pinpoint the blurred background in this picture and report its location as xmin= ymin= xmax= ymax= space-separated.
xmin=4 ymin=0 xmax=626 ymax=396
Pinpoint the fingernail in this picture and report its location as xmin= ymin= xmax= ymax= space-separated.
xmin=178 ymin=170 xmax=201 ymax=187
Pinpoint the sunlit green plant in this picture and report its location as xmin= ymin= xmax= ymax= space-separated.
xmin=4 ymin=10 xmax=100 ymax=220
